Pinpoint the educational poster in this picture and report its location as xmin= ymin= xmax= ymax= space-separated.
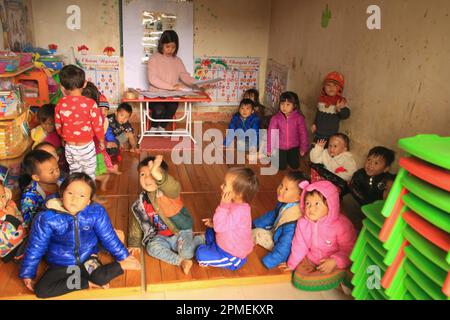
xmin=142 ymin=11 xmax=177 ymax=63
xmin=264 ymin=59 xmax=289 ymax=114
xmin=194 ymin=56 xmax=260 ymax=105
xmin=77 ymin=55 xmax=121 ymax=105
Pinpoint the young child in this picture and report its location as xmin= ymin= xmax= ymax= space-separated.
xmin=311 ymin=72 xmax=350 ymax=143
xmin=309 ymin=133 xmax=357 ymax=190
xmin=252 ymin=171 xmax=305 ymax=269
xmin=243 ymin=88 xmax=269 ymax=129
xmin=287 ymin=181 xmax=356 ymax=291
xmin=55 ymin=65 xmax=105 ymax=181
xmin=20 ymin=149 xmax=63 ymax=229
xmin=128 ymin=155 xmax=202 ymax=275
xmin=223 ymin=98 xmax=260 ymax=154
xmin=82 ymin=82 xmax=120 ymax=176
xmin=0 ymin=181 xmax=25 ymax=262
xmin=19 ymin=172 xmax=141 ymax=299
xmin=196 ymin=167 xmax=259 ymax=271
xmin=34 ymin=141 xmax=68 ymax=179
xmin=267 ymin=91 xmax=309 ymax=170
xmin=106 ymin=102 xmax=138 ymax=161
xmin=350 ymin=146 xmax=396 ymax=206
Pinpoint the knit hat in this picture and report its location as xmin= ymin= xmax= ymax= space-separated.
xmin=298 ymin=180 xmax=340 ymax=223
xmin=323 ymin=71 xmax=345 ymax=94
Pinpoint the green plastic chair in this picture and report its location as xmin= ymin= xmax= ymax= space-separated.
xmin=382 ymin=168 xmax=407 ymax=218
xmin=362 ymin=200 xmax=386 ymax=228
xmin=402 ymin=174 xmax=450 ymax=214
xmin=404 ymin=260 xmax=447 ymax=300
xmin=402 ymin=192 xmax=450 ymax=233
xmin=404 ymin=276 xmax=432 ymax=300
xmin=405 ymin=246 xmax=446 ymax=287
xmin=398 ymin=134 xmax=450 ymax=170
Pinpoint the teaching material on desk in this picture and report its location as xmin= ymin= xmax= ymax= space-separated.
xmin=264 ymin=59 xmax=289 ymax=115
xmin=194 ymin=57 xmax=260 ymax=105
xmin=77 ymin=54 xmax=121 ymax=105
xmin=140 ymin=89 xmax=198 ymax=99
xmin=193 ymin=77 xmax=223 ymax=86
xmin=122 ymin=0 xmax=194 ymax=90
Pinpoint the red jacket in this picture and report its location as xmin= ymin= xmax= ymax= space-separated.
xmin=55 ymin=96 xmax=104 ymax=144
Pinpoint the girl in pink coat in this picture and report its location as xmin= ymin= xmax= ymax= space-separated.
xmin=267 ymin=91 xmax=309 ymax=171
xmin=287 ymin=180 xmax=356 ymax=291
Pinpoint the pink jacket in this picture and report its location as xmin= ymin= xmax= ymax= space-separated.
xmin=147 ymin=53 xmax=196 ymax=91
xmin=267 ymin=110 xmax=309 ymax=155
xmin=287 ymin=181 xmax=356 ymax=270
xmin=213 ymin=202 xmax=254 ymax=259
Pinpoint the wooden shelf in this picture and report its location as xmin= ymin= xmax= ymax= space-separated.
xmin=0 ymin=63 xmax=34 ymax=78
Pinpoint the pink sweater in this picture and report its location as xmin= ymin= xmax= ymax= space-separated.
xmin=287 ymin=181 xmax=356 ymax=270
xmin=213 ymin=202 xmax=254 ymax=259
xmin=147 ymin=53 xmax=196 ymax=91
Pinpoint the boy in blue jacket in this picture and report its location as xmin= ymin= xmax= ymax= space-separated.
xmin=19 ymin=172 xmax=140 ymax=299
xmin=252 ymin=171 xmax=306 ymax=269
xmin=224 ymin=99 xmax=260 ymax=153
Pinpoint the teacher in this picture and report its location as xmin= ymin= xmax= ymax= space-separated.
xmin=147 ymin=30 xmax=197 ymax=132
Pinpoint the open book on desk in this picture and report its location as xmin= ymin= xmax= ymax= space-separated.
xmin=193 ymin=78 xmax=223 ymax=86
xmin=141 ymin=89 xmax=204 ymax=99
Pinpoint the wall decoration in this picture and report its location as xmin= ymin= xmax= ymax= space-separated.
xmin=141 ymin=11 xmax=177 ymax=63
xmin=77 ymin=54 xmax=121 ymax=105
xmin=321 ymin=4 xmax=331 ymax=28
xmin=264 ymin=59 xmax=289 ymax=115
xmin=194 ymin=56 xmax=260 ymax=105
xmin=0 ymin=0 xmax=33 ymax=51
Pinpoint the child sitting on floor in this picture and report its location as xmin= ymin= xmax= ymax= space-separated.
xmin=20 ymin=149 xmax=63 ymax=229
xmin=267 ymin=91 xmax=309 ymax=170
xmin=106 ymin=103 xmax=139 ymax=162
xmin=0 ymin=181 xmax=25 ymax=262
xmin=252 ymin=171 xmax=305 ymax=269
xmin=34 ymin=142 xmax=67 ymax=179
xmin=128 ymin=155 xmax=203 ymax=275
xmin=196 ymin=167 xmax=259 ymax=271
xmin=309 ymin=133 xmax=357 ymax=193
xmin=311 ymin=71 xmax=351 ymax=143
xmin=350 ymin=146 xmax=396 ymax=206
xmin=19 ymin=172 xmax=140 ymax=299
xmin=223 ymin=98 xmax=260 ymax=155
xmin=287 ymin=180 xmax=356 ymax=292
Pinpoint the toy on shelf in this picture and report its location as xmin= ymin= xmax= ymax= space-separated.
xmin=349 ymin=134 xmax=450 ymax=300
xmin=103 ymin=46 xmax=115 ymax=56
xmin=16 ymin=68 xmax=50 ymax=107
xmin=78 ymin=45 xmax=89 ymax=55
xmin=48 ymin=44 xmax=58 ymax=54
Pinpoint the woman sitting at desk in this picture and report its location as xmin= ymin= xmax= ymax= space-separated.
xmin=147 ymin=30 xmax=198 ymax=132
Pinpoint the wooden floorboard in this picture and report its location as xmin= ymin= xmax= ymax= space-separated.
xmin=0 ymin=122 xmax=304 ymax=299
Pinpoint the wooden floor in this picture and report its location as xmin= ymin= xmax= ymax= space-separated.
xmin=0 ymin=122 xmax=308 ymax=300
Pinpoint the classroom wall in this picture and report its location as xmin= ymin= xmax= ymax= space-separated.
xmin=267 ymin=0 xmax=450 ymax=168
xmin=30 ymin=0 xmax=120 ymax=58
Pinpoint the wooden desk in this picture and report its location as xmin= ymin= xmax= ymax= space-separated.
xmin=123 ymin=92 xmax=211 ymax=144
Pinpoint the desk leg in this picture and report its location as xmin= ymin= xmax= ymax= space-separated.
xmin=188 ymin=102 xmax=197 ymax=144
xmin=139 ymin=101 xmax=145 ymax=145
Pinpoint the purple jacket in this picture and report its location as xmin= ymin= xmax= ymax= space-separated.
xmin=267 ymin=110 xmax=309 ymax=154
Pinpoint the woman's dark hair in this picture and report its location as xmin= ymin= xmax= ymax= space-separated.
xmin=279 ymin=91 xmax=302 ymax=114
xmin=59 ymin=172 xmax=96 ymax=201
xmin=37 ymin=104 xmax=56 ymax=123
xmin=19 ymin=149 xmax=55 ymax=190
xmin=82 ymin=81 xmax=101 ymax=104
xmin=157 ymin=30 xmax=179 ymax=56
xmin=138 ymin=156 xmax=169 ymax=172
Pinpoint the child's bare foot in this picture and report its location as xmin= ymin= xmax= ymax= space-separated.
xmin=180 ymin=259 xmax=193 ymax=275
xmin=96 ymin=174 xmax=110 ymax=192
xmin=89 ymin=281 xmax=110 ymax=289
xmin=108 ymin=164 xmax=122 ymax=175
xmin=119 ymin=255 xmax=141 ymax=271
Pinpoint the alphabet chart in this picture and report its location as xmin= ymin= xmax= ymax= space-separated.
xmin=194 ymin=56 xmax=260 ymax=105
xmin=77 ymin=55 xmax=121 ymax=106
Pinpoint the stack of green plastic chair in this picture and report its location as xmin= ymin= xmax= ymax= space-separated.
xmin=350 ymin=200 xmax=389 ymax=300
xmin=349 ymin=134 xmax=450 ymax=300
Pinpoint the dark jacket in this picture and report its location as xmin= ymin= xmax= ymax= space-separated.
xmin=19 ymin=199 xmax=129 ymax=279
xmin=350 ymin=169 xmax=396 ymax=205
xmin=253 ymin=202 xmax=301 ymax=269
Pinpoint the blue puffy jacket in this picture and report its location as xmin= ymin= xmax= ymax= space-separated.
xmin=19 ymin=199 xmax=129 ymax=279
xmin=224 ymin=112 xmax=261 ymax=148
xmin=253 ymin=202 xmax=299 ymax=269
